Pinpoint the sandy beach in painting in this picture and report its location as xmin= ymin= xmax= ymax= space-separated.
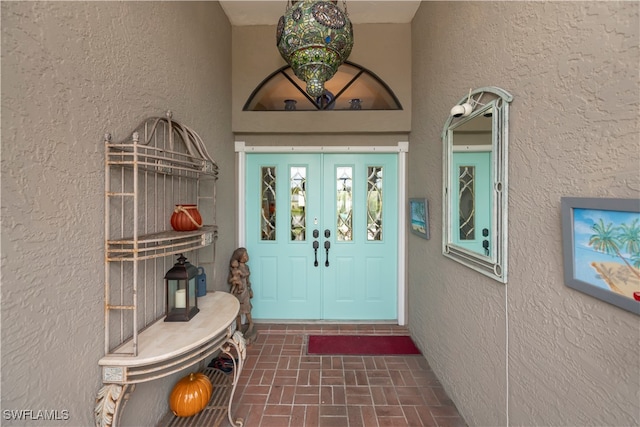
xmin=591 ymin=262 xmax=640 ymax=300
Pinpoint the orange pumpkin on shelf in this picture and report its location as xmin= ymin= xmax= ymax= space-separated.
xmin=171 ymin=204 xmax=203 ymax=231
xmin=169 ymin=372 xmax=212 ymax=417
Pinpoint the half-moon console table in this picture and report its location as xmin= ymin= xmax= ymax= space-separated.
xmin=95 ymin=292 xmax=246 ymax=427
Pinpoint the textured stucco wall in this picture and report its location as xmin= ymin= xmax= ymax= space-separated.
xmin=1 ymin=2 xmax=232 ymax=426
xmin=409 ymin=2 xmax=639 ymax=426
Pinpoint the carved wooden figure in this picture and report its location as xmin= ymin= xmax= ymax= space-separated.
xmin=228 ymin=247 xmax=255 ymax=342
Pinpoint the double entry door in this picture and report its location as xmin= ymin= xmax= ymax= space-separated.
xmin=245 ymin=153 xmax=398 ymax=321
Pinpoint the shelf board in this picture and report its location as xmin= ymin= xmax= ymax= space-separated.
xmin=106 ymin=143 xmax=218 ymax=179
xmin=107 ymin=226 xmax=218 ymax=261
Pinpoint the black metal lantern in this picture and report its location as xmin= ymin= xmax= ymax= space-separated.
xmin=164 ymin=254 xmax=199 ymax=322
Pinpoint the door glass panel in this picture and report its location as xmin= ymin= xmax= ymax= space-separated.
xmin=458 ymin=165 xmax=475 ymax=240
xmin=367 ymin=166 xmax=383 ymax=241
xmin=336 ymin=166 xmax=353 ymax=241
xmin=261 ymin=166 xmax=276 ymax=241
xmin=290 ymin=166 xmax=307 ymax=241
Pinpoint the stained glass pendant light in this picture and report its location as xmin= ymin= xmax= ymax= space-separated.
xmin=276 ymin=0 xmax=354 ymax=98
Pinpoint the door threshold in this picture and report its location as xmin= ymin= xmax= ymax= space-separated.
xmin=253 ymin=319 xmax=398 ymax=325
xmin=250 ymin=321 xmax=410 ymax=335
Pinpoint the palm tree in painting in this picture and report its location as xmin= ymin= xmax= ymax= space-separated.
xmin=617 ymin=218 xmax=640 ymax=279
xmin=589 ymin=218 xmax=640 ymax=280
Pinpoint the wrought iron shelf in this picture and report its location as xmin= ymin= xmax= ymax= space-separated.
xmin=105 ymin=143 xmax=218 ymax=179
xmin=106 ymin=226 xmax=218 ymax=262
xmin=98 ymin=113 xmax=226 ymax=427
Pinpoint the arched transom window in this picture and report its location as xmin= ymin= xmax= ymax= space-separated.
xmin=243 ymin=61 xmax=403 ymax=111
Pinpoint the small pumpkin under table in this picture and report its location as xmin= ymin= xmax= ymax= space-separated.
xmin=170 ymin=372 xmax=213 ymax=417
xmin=159 ymin=367 xmax=236 ymax=427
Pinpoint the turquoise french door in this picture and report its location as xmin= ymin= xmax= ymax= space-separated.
xmin=452 ymin=151 xmax=492 ymax=256
xmin=245 ymin=153 xmax=398 ymax=320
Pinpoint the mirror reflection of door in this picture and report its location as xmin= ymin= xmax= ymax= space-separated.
xmin=245 ymin=152 xmax=398 ymax=321
xmin=452 ymin=151 xmax=491 ymax=256
xmin=451 ymin=115 xmax=493 ymax=257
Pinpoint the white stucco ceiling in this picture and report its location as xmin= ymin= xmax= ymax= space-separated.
xmin=219 ymin=1 xmax=421 ymax=26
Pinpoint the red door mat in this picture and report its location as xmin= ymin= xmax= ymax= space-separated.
xmin=307 ymin=335 xmax=421 ymax=355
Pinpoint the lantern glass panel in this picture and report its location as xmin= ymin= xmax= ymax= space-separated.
xmin=188 ymin=277 xmax=196 ymax=310
xmin=167 ymin=279 xmax=179 ymax=310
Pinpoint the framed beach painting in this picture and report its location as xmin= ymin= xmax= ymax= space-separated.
xmin=561 ymin=197 xmax=640 ymax=315
xmin=409 ymin=198 xmax=429 ymax=239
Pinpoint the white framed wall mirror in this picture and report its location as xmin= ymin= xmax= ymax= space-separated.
xmin=442 ymin=87 xmax=513 ymax=283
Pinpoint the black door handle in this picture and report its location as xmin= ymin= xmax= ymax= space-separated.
xmin=313 ymin=240 xmax=319 ymax=267
xmin=482 ymin=228 xmax=489 ymax=256
xmin=324 ymin=240 xmax=331 ymax=267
